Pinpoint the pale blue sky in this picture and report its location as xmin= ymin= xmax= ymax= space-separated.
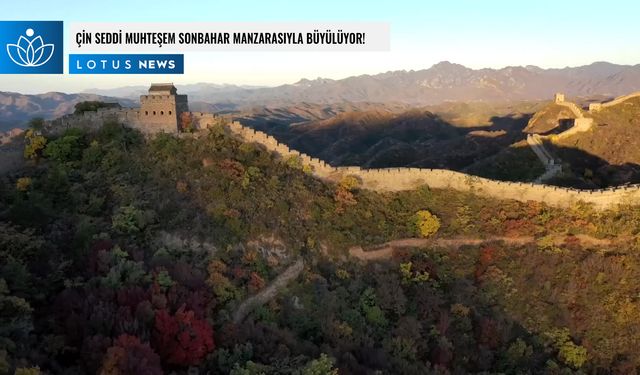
xmin=2 ymin=0 xmax=639 ymax=93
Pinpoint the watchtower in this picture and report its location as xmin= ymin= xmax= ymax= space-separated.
xmin=138 ymin=83 xmax=189 ymax=133
xmin=554 ymin=93 xmax=565 ymax=103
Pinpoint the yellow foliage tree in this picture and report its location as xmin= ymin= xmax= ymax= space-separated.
xmin=414 ymin=210 xmax=441 ymax=238
xmin=23 ymin=129 xmax=47 ymax=160
xmin=16 ymin=177 xmax=32 ymax=192
xmin=334 ymin=175 xmax=360 ymax=213
xmin=339 ymin=175 xmax=360 ymax=190
xmin=545 ymin=328 xmax=588 ymax=369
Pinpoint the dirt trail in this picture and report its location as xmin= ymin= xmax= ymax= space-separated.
xmin=233 ymin=258 xmax=304 ymax=324
xmin=349 ymin=234 xmax=619 ymax=261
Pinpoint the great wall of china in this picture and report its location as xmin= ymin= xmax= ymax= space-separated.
xmin=588 ymin=92 xmax=640 ymax=112
xmin=526 ymin=133 xmax=562 ymax=183
xmin=550 ymin=93 xmax=594 ymax=139
xmin=49 ymin=108 xmax=219 ymax=134
xmin=523 ymin=92 xmax=640 ymax=184
xmin=38 ymin=88 xmax=640 ymax=210
xmin=224 ymin=121 xmax=640 ymax=210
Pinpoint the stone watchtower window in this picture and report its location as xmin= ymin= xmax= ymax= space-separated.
xmin=145 ymin=111 xmax=148 ymax=115
xmin=160 ymin=111 xmax=164 ymax=115
xmin=153 ymin=111 xmax=156 ymax=115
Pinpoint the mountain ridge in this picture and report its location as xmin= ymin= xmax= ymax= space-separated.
xmin=74 ymin=61 xmax=640 ymax=104
xmin=3 ymin=61 xmax=640 ymax=131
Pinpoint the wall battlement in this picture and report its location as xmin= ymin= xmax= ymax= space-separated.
xmin=556 ymin=100 xmax=584 ymax=119
xmin=530 ymin=93 xmax=594 ymax=140
xmin=46 ymin=107 xmax=219 ymax=135
xmin=47 ymin=83 xmax=196 ymax=134
xmin=589 ymin=92 xmax=640 ymax=113
xmin=225 ymin=119 xmax=640 ymax=210
xmin=45 ymin=88 xmax=640 ymax=211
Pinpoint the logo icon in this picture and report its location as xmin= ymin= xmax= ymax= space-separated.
xmin=0 ymin=21 xmax=63 ymax=74
xmin=6 ymin=28 xmax=55 ymax=67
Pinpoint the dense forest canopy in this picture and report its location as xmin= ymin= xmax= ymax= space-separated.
xmin=2 ymin=121 xmax=640 ymax=374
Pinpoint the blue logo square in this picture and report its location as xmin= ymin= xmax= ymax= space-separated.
xmin=0 ymin=21 xmax=63 ymax=74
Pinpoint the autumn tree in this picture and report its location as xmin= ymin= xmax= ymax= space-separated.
xmin=23 ymin=129 xmax=47 ymax=160
xmin=99 ymin=334 xmax=162 ymax=375
xmin=153 ymin=306 xmax=215 ymax=366
xmin=334 ymin=175 xmax=359 ymax=213
xmin=544 ymin=328 xmax=588 ymax=369
xmin=15 ymin=177 xmax=32 ymax=192
xmin=180 ymin=112 xmax=194 ymax=132
xmin=301 ymin=354 xmax=339 ymax=375
xmin=413 ymin=210 xmax=440 ymax=238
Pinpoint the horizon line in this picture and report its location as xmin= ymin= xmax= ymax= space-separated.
xmin=4 ymin=59 xmax=640 ymax=96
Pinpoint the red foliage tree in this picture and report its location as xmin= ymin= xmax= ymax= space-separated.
xmin=248 ymin=272 xmax=266 ymax=294
xmin=218 ymin=158 xmax=245 ymax=180
xmin=179 ymin=112 xmax=193 ymax=132
xmin=475 ymin=245 xmax=496 ymax=281
xmin=153 ymin=305 xmax=215 ymax=366
xmin=232 ymin=265 xmax=248 ymax=280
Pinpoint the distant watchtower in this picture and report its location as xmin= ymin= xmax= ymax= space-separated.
xmin=554 ymin=93 xmax=565 ymax=103
xmin=139 ymin=83 xmax=189 ymax=133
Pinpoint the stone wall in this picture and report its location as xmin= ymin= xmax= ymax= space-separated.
xmin=47 ymin=107 xmax=227 ymax=134
xmin=555 ymin=117 xmax=594 ymax=139
xmin=45 ymin=109 xmax=640 ymax=210
xmin=535 ymin=94 xmax=594 ymax=139
xmin=526 ymin=134 xmax=562 ymax=183
xmin=225 ymin=120 xmax=640 ymax=210
xmin=46 ymin=108 xmax=125 ymax=134
xmin=188 ymin=112 xmax=218 ymax=130
xmin=589 ymin=92 xmax=640 ymax=113
xmin=527 ymin=134 xmax=555 ymax=166
xmin=555 ymin=100 xmax=584 ymax=118
xmin=47 ymin=106 xmax=191 ymax=135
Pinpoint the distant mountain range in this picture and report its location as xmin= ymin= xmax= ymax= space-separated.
xmin=83 ymin=61 xmax=640 ymax=105
xmin=83 ymin=83 xmax=265 ymax=102
xmin=2 ymin=61 xmax=640 ymax=131
xmin=217 ymin=61 xmax=640 ymax=105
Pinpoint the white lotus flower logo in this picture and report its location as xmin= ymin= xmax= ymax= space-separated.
xmin=6 ymin=28 xmax=55 ymax=67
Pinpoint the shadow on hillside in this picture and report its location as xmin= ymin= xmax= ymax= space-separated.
xmin=535 ymin=119 xmax=574 ymax=136
xmin=464 ymin=142 xmax=546 ymax=183
xmin=544 ymin=142 xmax=640 ymax=188
xmin=234 ymin=108 xmax=640 ymax=188
xmin=235 ymin=110 xmax=534 ymax=171
xmin=464 ymin=139 xmax=640 ymax=188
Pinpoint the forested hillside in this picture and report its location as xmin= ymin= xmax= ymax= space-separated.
xmin=2 ymin=122 xmax=640 ymax=374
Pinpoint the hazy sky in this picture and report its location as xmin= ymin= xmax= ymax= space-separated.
xmin=2 ymin=0 xmax=639 ymax=93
